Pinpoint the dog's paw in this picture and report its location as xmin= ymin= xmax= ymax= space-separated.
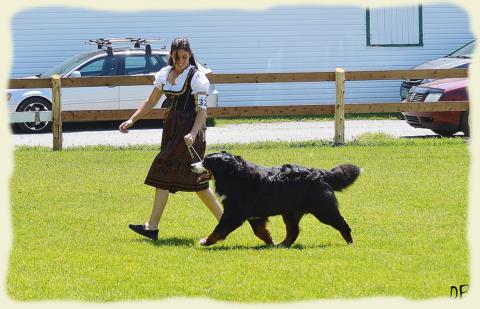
xmin=199 ymin=237 xmax=209 ymax=246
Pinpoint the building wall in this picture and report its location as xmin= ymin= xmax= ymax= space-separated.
xmin=9 ymin=4 xmax=474 ymax=106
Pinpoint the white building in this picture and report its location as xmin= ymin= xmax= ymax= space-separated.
xmin=9 ymin=4 xmax=474 ymax=106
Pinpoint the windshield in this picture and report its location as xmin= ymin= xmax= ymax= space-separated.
xmin=40 ymin=52 xmax=97 ymax=77
xmin=447 ymin=40 xmax=476 ymax=59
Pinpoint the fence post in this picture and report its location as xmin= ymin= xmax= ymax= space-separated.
xmin=51 ymin=74 xmax=62 ymax=151
xmin=334 ymin=68 xmax=345 ymax=145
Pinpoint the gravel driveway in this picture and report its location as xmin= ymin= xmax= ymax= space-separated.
xmin=9 ymin=120 xmax=448 ymax=148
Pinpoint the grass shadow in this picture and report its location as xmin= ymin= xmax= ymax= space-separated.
xmin=201 ymin=242 xmax=347 ymax=251
xmin=131 ymin=237 xmax=348 ymax=250
xmin=402 ymin=134 xmax=465 ymax=139
xmin=134 ymin=237 xmax=196 ymax=247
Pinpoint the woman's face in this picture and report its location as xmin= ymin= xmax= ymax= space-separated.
xmin=172 ymin=49 xmax=191 ymax=71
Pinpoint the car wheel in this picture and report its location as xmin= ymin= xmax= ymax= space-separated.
xmin=460 ymin=111 xmax=470 ymax=137
xmin=431 ymin=129 xmax=457 ymax=137
xmin=16 ymin=97 xmax=52 ymax=133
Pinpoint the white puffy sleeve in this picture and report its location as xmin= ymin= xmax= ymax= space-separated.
xmin=190 ymin=70 xmax=210 ymax=94
xmin=153 ymin=66 xmax=170 ymax=89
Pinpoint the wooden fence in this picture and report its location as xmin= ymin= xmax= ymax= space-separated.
xmin=8 ymin=68 xmax=469 ymax=150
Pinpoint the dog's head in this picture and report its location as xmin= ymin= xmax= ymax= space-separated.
xmin=191 ymin=151 xmax=240 ymax=183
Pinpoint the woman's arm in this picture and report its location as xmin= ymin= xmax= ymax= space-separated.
xmin=119 ymin=87 xmax=163 ymax=133
xmin=184 ymin=93 xmax=207 ymax=146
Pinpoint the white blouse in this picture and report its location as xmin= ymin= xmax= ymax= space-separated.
xmin=153 ymin=65 xmax=210 ymax=94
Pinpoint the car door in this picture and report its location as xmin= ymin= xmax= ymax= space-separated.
xmin=118 ymin=54 xmax=167 ymax=109
xmin=62 ymin=55 xmax=120 ymax=111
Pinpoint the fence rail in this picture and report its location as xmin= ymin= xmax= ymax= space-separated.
xmin=8 ymin=68 xmax=469 ymax=150
xmin=13 ymin=101 xmax=468 ymax=123
xmin=10 ymin=111 xmax=53 ymax=123
xmin=8 ymin=68 xmax=468 ymax=88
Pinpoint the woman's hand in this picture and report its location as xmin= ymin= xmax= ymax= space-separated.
xmin=119 ymin=119 xmax=134 ymax=133
xmin=184 ymin=132 xmax=196 ymax=146
xmin=118 ymin=88 xmax=163 ymax=134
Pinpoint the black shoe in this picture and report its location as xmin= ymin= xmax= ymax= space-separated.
xmin=128 ymin=224 xmax=159 ymax=240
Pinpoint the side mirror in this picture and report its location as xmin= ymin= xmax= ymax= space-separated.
xmin=69 ymin=71 xmax=81 ymax=78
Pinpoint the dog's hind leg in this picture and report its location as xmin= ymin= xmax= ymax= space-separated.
xmin=248 ymin=218 xmax=274 ymax=245
xmin=199 ymin=215 xmax=244 ymax=246
xmin=278 ymin=212 xmax=303 ymax=247
xmin=314 ymin=213 xmax=353 ymax=244
xmin=309 ymin=195 xmax=353 ymax=244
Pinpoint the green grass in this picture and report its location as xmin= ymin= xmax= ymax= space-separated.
xmin=8 ymin=135 xmax=469 ymax=302
xmin=214 ymin=113 xmax=403 ymax=126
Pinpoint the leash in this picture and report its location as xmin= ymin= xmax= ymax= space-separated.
xmin=187 ymin=145 xmax=203 ymax=162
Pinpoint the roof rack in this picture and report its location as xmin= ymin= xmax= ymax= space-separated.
xmin=86 ymin=38 xmax=167 ymax=55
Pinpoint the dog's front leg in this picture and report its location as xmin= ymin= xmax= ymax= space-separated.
xmin=199 ymin=215 xmax=244 ymax=246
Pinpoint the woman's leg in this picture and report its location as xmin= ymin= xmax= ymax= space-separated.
xmin=129 ymin=188 xmax=169 ymax=240
xmin=196 ymin=188 xmax=223 ymax=221
xmin=146 ymin=188 xmax=170 ymax=229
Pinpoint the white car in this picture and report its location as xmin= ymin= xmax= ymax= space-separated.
xmin=7 ymin=38 xmax=219 ymax=133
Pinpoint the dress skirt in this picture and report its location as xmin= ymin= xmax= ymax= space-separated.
xmin=144 ymin=109 xmax=208 ymax=193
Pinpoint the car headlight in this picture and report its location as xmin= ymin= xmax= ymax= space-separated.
xmin=424 ymin=92 xmax=443 ymax=102
xmin=6 ymin=92 xmax=11 ymax=102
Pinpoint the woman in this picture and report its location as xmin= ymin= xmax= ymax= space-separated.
xmin=119 ymin=37 xmax=223 ymax=240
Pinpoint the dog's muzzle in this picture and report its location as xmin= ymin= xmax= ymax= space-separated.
xmin=191 ymin=161 xmax=213 ymax=183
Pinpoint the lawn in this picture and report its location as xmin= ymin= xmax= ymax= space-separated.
xmin=7 ymin=135 xmax=470 ymax=302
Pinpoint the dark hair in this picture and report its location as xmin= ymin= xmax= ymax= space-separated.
xmin=168 ymin=37 xmax=197 ymax=68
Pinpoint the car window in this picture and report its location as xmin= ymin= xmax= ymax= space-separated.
xmin=124 ymin=55 xmax=165 ymax=75
xmin=158 ymin=55 xmax=168 ymax=66
xmin=79 ymin=56 xmax=117 ymax=76
xmin=41 ymin=52 xmax=96 ymax=77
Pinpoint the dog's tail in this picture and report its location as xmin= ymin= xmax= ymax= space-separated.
xmin=324 ymin=164 xmax=362 ymax=191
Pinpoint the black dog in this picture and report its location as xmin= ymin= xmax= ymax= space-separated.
xmin=191 ymin=151 xmax=361 ymax=247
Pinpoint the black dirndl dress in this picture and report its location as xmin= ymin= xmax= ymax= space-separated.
xmin=144 ymin=67 xmax=208 ymax=193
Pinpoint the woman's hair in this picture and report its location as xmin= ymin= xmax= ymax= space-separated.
xmin=168 ymin=37 xmax=197 ymax=68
